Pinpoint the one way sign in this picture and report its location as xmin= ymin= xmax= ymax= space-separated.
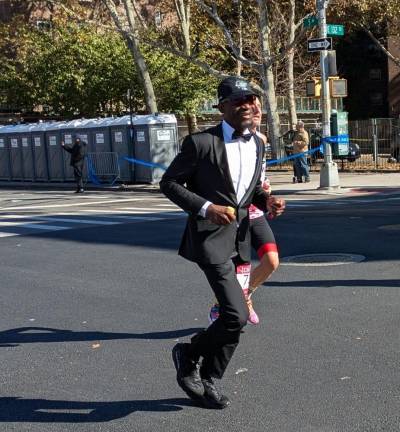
xmin=307 ymin=37 xmax=332 ymax=52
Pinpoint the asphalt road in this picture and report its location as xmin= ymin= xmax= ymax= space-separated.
xmin=0 ymin=188 xmax=399 ymax=432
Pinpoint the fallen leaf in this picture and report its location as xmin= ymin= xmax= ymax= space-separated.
xmin=92 ymin=343 xmax=101 ymax=349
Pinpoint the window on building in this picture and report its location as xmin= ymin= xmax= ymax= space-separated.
xmin=370 ymin=92 xmax=383 ymax=106
xmin=369 ymin=68 xmax=382 ymax=80
xmin=367 ymin=44 xmax=383 ymax=57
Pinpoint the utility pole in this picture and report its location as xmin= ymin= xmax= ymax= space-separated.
xmin=317 ymin=0 xmax=340 ymax=188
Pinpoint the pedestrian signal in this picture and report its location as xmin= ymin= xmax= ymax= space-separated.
xmin=305 ymin=77 xmax=347 ymax=98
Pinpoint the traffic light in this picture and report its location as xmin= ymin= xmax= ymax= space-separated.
xmin=305 ymin=76 xmax=347 ymax=98
xmin=329 ymin=77 xmax=348 ymax=97
xmin=306 ymin=78 xmax=321 ymax=97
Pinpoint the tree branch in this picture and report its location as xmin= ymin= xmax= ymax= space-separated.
xmin=361 ymin=24 xmax=400 ymax=68
xmin=142 ymin=37 xmax=264 ymax=94
xmin=194 ymin=0 xmax=262 ymax=70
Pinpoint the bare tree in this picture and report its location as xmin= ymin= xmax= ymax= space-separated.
xmin=101 ymin=0 xmax=158 ymax=113
xmin=173 ymin=0 xmax=200 ymax=133
xmin=144 ymin=0 xmax=313 ymax=156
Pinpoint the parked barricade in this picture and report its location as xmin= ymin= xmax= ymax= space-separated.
xmin=86 ymin=152 xmax=120 ymax=186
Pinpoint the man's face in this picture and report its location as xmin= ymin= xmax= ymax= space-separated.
xmin=219 ymin=94 xmax=256 ymax=132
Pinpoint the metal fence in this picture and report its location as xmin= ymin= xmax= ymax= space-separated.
xmin=178 ymin=118 xmax=400 ymax=171
xmin=86 ymin=152 xmax=120 ymax=185
xmin=347 ymin=118 xmax=400 ymax=170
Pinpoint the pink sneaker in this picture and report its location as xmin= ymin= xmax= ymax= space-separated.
xmin=246 ymin=297 xmax=260 ymax=325
xmin=209 ymin=303 xmax=220 ymax=324
xmin=209 ymin=299 xmax=259 ymax=325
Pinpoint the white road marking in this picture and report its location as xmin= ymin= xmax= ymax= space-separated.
xmin=116 ymin=207 xmax=181 ymax=212
xmin=13 ymin=224 xmax=69 ymax=231
xmin=1 ymin=198 xmax=152 ymax=211
xmin=0 ymin=232 xmax=18 ymax=237
xmin=29 ymin=216 xmax=120 ymax=225
xmin=0 ymin=220 xmax=44 ymax=226
xmin=74 ymin=212 xmax=162 ymax=221
xmin=154 ymin=203 xmax=180 ymax=208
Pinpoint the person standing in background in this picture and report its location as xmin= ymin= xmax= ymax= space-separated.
xmin=61 ymin=137 xmax=87 ymax=193
xmin=292 ymin=120 xmax=310 ymax=183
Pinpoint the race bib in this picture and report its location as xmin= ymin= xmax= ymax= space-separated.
xmin=235 ymin=263 xmax=251 ymax=293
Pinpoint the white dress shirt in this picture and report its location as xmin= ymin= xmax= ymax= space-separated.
xmin=199 ymin=120 xmax=257 ymax=217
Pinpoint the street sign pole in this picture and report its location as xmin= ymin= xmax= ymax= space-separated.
xmin=317 ymin=0 xmax=340 ymax=188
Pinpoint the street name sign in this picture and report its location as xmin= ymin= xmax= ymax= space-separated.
xmin=307 ymin=37 xmax=332 ymax=52
xmin=303 ymin=16 xmax=318 ymax=28
xmin=327 ymin=24 xmax=345 ymax=36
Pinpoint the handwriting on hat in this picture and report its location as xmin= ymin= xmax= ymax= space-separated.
xmin=235 ymin=80 xmax=249 ymax=90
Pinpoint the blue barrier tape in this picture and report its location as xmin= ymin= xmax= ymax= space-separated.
xmin=120 ymin=147 xmax=324 ymax=171
xmin=120 ymin=156 xmax=168 ymax=171
xmin=266 ymin=145 xmax=323 ymax=166
xmin=86 ymin=156 xmax=119 ymax=187
xmin=86 ymin=156 xmax=103 ymax=186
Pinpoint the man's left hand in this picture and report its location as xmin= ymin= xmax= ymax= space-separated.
xmin=267 ymin=196 xmax=285 ymax=217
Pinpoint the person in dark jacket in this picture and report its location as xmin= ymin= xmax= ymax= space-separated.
xmin=61 ymin=137 xmax=87 ymax=193
xmin=160 ymin=76 xmax=285 ymax=409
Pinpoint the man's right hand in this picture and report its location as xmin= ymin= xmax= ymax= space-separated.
xmin=206 ymin=204 xmax=236 ymax=225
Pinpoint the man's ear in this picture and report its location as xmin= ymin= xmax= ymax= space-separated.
xmin=217 ymin=103 xmax=224 ymax=114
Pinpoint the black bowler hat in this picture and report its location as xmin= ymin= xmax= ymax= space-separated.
xmin=216 ymin=76 xmax=258 ymax=104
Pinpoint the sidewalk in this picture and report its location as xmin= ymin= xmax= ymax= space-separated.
xmin=0 ymin=171 xmax=399 ymax=199
xmin=268 ymin=171 xmax=400 ymax=198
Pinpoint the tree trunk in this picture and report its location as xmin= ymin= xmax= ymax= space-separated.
xmin=237 ymin=0 xmax=243 ymax=76
xmin=286 ymin=0 xmax=297 ymax=128
xmin=257 ymin=0 xmax=281 ymax=158
xmin=103 ymin=0 xmax=158 ymax=113
xmin=261 ymin=70 xmax=281 ymax=158
xmin=174 ymin=0 xmax=199 ymax=133
xmin=126 ymin=36 xmax=158 ymax=113
xmin=287 ymin=48 xmax=297 ymax=128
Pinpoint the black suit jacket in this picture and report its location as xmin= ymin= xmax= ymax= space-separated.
xmin=160 ymin=123 xmax=269 ymax=265
xmin=63 ymin=141 xmax=87 ymax=166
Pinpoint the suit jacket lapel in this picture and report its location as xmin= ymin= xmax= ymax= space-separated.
xmin=214 ymin=124 xmax=237 ymax=204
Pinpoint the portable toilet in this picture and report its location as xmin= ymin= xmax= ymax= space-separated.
xmin=0 ymin=126 xmax=11 ymax=180
xmin=61 ymin=119 xmax=84 ymax=181
xmin=45 ymin=121 xmax=67 ymax=181
xmin=30 ymin=122 xmax=49 ymax=181
xmin=132 ymin=114 xmax=178 ymax=183
xmin=19 ymin=124 xmax=35 ymax=181
xmin=5 ymin=124 xmax=24 ymax=180
xmin=74 ymin=119 xmax=92 ymax=150
xmin=86 ymin=118 xmax=113 ymax=153
xmin=109 ymin=115 xmax=133 ymax=182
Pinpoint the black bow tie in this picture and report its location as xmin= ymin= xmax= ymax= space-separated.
xmin=232 ymin=131 xmax=254 ymax=141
